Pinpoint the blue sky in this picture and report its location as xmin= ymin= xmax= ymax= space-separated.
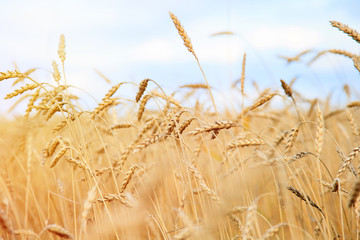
xmin=0 ymin=0 xmax=359 ymax=114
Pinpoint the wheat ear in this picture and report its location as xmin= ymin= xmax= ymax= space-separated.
xmin=4 ymin=83 xmax=39 ymax=99
xmin=280 ymin=79 xmax=294 ymax=101
xmin=336 ymin=146 xmax=360 ymax=178
xmin=137 ymin=94 xmax=151 ymax=121
xmin=287 ymin=186 xmax=324 ymax=216
xmin=24 ymin=87 xmax=41 ymax=119
xmin=11 ymin=68 xmax=37 ymax=86
xmin=260 ymin=223 xmax=287 ymax=240
xmin=81 ymin=186 xmax=97 ymax=224
xmin=354 ymin=56 xmax=360 ymax=73
xmin=346 ymin=108 xmax=360 ymax=138
xmin=349 ymin=177 xmax=360 ymax=207
xmin=119 ymin=165 xmax=138 ymax=193
xmin=330 ymin=20 xmax=360 ymax=44
xmin=179 ymin=83 xmax=210 ymax=89
xmin=45 ymin=224 xmax=73 ymax=239
xmin=187 ymin=163 xmax=221 ymax=205
xmin=0 ymin=209 xmax=13 ymax=234
xmin=136 ymin=78 xmax=150 ymax=102
xmin=226 ymin=138 xmax=264 ymax=151
xmin=58 ymin=34 xmax=66 ymax=63
xmin=242 ymin=199 xmax=258 ymax=240
xmin=284 ymin=124 xmax=300 ymax=155
xmin=52 ymin=60 xmax=61 ymax=83
xmin=169 ymin=12 xmax=197 ymax=59
xmin=102 ymin=82 xmax=123 ymax=101
xmin=240 ymin=93 xmax=277 ymax=117
xmin=315 ymin=104 xmax=324 ymax=156
xmin=95 ymin=194 xmax=132 ymax=207
xmin=0 ymin=70 xmax=26 ymax=81
xmin=169 ymin=11 xmax=218 ymax=116
xmin=188 ymin=120 xmax=238 ymax=136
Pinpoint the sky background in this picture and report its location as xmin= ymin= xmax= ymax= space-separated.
xmin=0 ymin=0 xmax=360 ymax=115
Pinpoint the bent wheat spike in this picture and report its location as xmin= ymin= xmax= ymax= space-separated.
xmin=12 ymin=68 xmax=37 ymax=86
xmin=169 ymin=12 xmax=197 ymax=60
xmin=179 ymin=83 xmax=210 ymax=89
xmin=103 ymin=82 xmax=123 ymax=101
xmin=330 ymin=20 xmax=360 ymax=44
xmin=336 ymin=146 xmax=360 ymax=178
xmin=120 ymin=165 xmax=138 ymax=193
xmin=188 ymin=120 xmax=238 ymax=136
xmin=5 ymin=83 xmax=39 ymax=99
xmin=0 ymin=70 xmax=26 ymax=81
xmin=287 ymin=186 xmax=324 ymax=216
xmin=96 ymin=194 xmax=132 ymax=207
xmin=46 ymin=224 xmax=73 ymax=239
xmin=226 ymin=138 xmax=264 ymax=151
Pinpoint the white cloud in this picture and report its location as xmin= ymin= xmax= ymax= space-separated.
xmin=248 ymin=25 xmax=323 ymax=51
xmin=131 ymin=38 xmax=183 ymax=62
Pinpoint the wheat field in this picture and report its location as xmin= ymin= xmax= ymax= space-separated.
xmin=0 ymin=14 xmax=360 ymax=240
